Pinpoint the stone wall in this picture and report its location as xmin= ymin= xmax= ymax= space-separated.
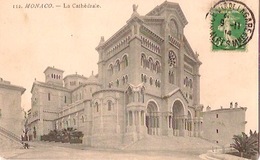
xmin=0 ymin=87 xmax=24 ymax=136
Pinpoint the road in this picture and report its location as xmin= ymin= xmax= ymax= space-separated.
xmin=1 ymin=141 xmax=203 ymax=160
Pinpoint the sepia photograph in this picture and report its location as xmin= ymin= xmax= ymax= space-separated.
xmin=0 ymin=0 xmax=258 ymax=159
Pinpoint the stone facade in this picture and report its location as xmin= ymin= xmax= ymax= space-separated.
xmin=202 ymin=103 xmax=247 ymax=146
xmin=28 ymin=2 xmax=205 ymax=147
xmin=0 ymin=78 xmax=26 ymax=136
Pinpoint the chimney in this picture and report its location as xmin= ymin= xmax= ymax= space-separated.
xmin=235 ymin=102 xmax=238 ymax=108
xmin=230 ymin=102 xmax=233 ymax=108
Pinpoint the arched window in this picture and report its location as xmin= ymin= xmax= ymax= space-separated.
xmin=123 ymin=76 xmax=125 ymax=84
xmin=122 ymin=55 xmax=128 ymax=69
xmin=144 ymin=75 xmax=147 ymax=83
xmin=190 ymin=79 xmax=193 ymax=89
xmin=148 ymin=57 xmax=154 ymax=70
xmin=81 ymin=116 xmax=85 ymax=123
xmin=125 ymin=75 xmax=128 ymax=83
xmin=155 ymin=61 xmax=161 ymax=73
xmin=107 ymin=100 xmax=112 ymax=111
xmin=95 ymin=102 xmax=99 ymax=112
xmin=141 ymin=74 xmax=144 ymax=82
xmin=168 ymin=50 xmax=177 ymax=67
xmin=169 ymin=19 xmax=179 ymax=36
xmin=116 ymin=79 xmax=119 ymax=87
xmin=149 ymin=77 xmax=153 ymax=85
xmin=185 ymin=77 xmax=189 ymax=87
xmin=109 ymin=64 xmax=113 ymax=75
xmin=51 ymin=74 xmax=53 ymax=78
xmin=141 ymin=54 xmax=146 ymax=67
xmin=115 ymin=60 xmax=120 ymax=72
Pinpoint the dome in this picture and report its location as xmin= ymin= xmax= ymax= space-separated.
xmin=86 ymin=71 xmax=98 ymax=84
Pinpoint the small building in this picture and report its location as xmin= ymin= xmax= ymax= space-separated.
xmin=202 ymin=103 xmax=247 ymax=146
xmin=0 ymin=77 xmax=26 ymax=136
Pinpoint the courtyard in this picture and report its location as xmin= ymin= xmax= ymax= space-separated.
xmin=0 ymin=136 xmax=219 ymax=160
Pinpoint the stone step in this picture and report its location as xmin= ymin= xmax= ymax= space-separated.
xmin=125 ymin=135 xmax=219 ymax=151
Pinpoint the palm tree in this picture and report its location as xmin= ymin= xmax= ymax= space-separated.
xmin=247 ymin=130 xmax=258 ymax=156
xmin=231 ymin=130 xmax=258 ymax=157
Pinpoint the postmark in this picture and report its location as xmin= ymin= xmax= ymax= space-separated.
xmin=207 ymin=0 xmax=255 ymax=50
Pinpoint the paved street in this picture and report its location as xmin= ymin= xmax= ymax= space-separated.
xmin=1 ymin=141 xmax=204 ymax=160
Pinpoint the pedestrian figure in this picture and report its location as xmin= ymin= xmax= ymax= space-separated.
xmin=22 ymin=142 xmax=29 ymax=149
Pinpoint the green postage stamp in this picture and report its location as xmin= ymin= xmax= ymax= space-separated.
xmin=208 ymin=0 xmax=255 ymax=50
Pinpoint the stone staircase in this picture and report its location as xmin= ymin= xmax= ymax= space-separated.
xmin=125 ymin=135 xmax=220 ymax=152
xmin=0 ymin=126 xmax=22 ymax=150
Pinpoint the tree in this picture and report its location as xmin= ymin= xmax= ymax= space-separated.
xmin=231 ymin=130 xmax=258 ymax=157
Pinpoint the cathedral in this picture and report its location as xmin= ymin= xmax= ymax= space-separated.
xmin=27 ymin=1 xmax=204 ymax=148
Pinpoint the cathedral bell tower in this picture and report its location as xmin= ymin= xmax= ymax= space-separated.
xmin=43 ymin=66 xmax=64 ymax=87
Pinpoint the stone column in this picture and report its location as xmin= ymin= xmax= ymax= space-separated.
xmin=142 ymin=111 xmax=145 ymax=126
xmin=116 ymin=98 xmax=120 ymax=133
xmin=126 ymin=110 xmax=130 ymax=133
xmin=91 ymin=102 xmax=94 ymax=135
xmin=195 ymin=121 xmax=198 ymax=137
xmin=138 ymin=111 xmax=141 ymax=126
xmin=132 ymin=110 xmax=135 ymax=127
xmin=100 ymin=100 xmax=103 ymax=133
xmin=181 ymin=118 xmax=185 ymax=136
xmin=191 ymin=120 xmax=194 ymax=137
xmin=169 ymin=116 xmax=171 ymax=128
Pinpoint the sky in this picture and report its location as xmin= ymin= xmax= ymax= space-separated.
xmin=0 ymin=0 xmax=258 ymax=133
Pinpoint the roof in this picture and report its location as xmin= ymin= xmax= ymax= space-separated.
xmin=0 ymin=81 xmax=26 ymax=94
xmin=43 ymin=66 xmax=64 ymax=74
xmin=63 ymin=74 xmax=88 ymax=80
xmin=204 ymin=107 xmax=247 ymax=114
xmin=96 ymin=24 xmax=131 ymax=51
xmin=31 ymin=81 xmax=70 ymax=93
xmin=96 ymin=1 xmax=189 ymax=51
xmin=163 ymin=88 xmax=189 ymax=104
xmin=146 ymin=1 xmax=188 ymax=26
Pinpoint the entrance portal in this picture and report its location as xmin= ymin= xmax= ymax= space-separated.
xmin=146 ymin=101 xmax=159 ymax=135
xmin=172 ymin=100 xmax=185 ymax=136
